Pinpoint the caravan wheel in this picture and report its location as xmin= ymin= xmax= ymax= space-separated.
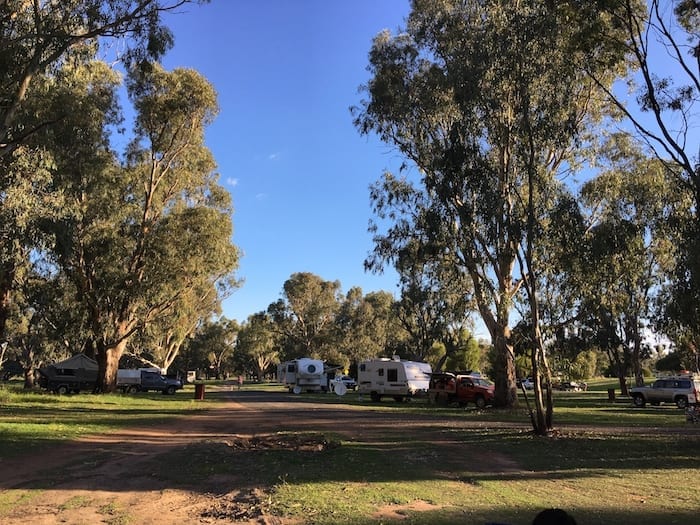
xmin=56 ymin=385 xmax=69 ymax=395
xmin=370 ymin=391 xmax=381 ymax=402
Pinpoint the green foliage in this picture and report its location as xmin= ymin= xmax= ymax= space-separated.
xmin=354 ymin=0 xmax=633 ymax=414
xmin=235 ymin=312 xmax=279 ymax=380
xmin=0 ymin=0 xmax=222 ymax=390
xmin=0 ymin=1 xmax=207 ymax=158
xmin=570 ymin=350 xmax=598 ymax=381
xmin=655 ymin=348 xmax=696 ymax=373
xmin=268 ymin=273 xmax=343 ymax=362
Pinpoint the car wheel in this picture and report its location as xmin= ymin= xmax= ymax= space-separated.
xmin=632 ymin=394 xmax=646 ymax=408
xmin=127 ymin=385 xmax=138 ymax=394
xmin=56 ymin=385 xmax=69 ymax=395
xmin=475 ymin=395 xmax=486 ymax=409
xmin=676 ymin=396 xmax=688 ymax=409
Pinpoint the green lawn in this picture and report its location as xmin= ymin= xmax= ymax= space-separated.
xmin=0 ymin=381 xmax=216 ymax=459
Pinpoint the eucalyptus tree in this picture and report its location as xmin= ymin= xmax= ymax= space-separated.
xmin=184 ymin=318 xmax=238 ymax=379
xmin=335 ymin=287 xmax=400 ymax=366
xmin=373 ymin=235 xmax=473 ymax=364
xmin=129 ymin=271 xmax=238 ymax=373
xmin=0 ymin=56 xmax=114 ymax=347
xmin=354 ymin=0 xmax=628 ymax=429
xmin=0 ymin=0 xmax=208 ymax=158
xmin=268 ymin=272 xmax=342 ymax=362
xmin=0 ymin=1 xmax=208 ymax=345
xmin=581 ymin=151 xmax=681 ymax=387
xmin=48 ymin=64 xmax=238 ymax=392
xmin=0 ymin=145 xmax=59 ymax=343
xmin=587 ymin=0 xmax=700 ymax=346
xmin=236 ymin=312 xmax=279 ymax=381
xmin=5 ymin=272 xmax=70 ymax=388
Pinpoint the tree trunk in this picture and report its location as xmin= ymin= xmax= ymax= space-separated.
xmin=23 ymin=366 xmax=35 ymax=389
xmin=95 ymin=339 xmax=127 ymax=393
xmin=631 ymin=321 xmax=644 ymax=387
xmin=0 ymin=262 xmax=14 ymax=344
xmin=491 ymin=330 xmax=517 ymax=408
xmin=527 ymin=297 xmax=555 ymax=435
xmin=608 ymin=345 xmax=629 ymax=395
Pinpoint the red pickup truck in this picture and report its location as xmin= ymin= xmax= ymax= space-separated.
xmin=428 ymin=372 xmax=495 ymax=409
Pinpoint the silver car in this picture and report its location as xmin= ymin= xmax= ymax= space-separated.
xmin=630 ymin=375 xmax=700 ymax=408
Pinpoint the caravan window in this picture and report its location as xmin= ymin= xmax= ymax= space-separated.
xmin=287 ymin=364 xmax=296 ymax=373
xmin=388 ymin=368 xmax=398 ymax=382
xmin=360 ymin=363 xmax=366 ymax=372
xmin=378 ymin=368 xmax=384 ymax=377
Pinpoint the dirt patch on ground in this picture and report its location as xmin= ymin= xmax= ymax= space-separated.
xmin=372 ymin=500 xmax=444 ymax=521
xmin=0 ymin=387 xmax=526 ymax=524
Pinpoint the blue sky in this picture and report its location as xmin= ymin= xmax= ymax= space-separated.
xmin=159 ymin=1 xmax=412 ymax=324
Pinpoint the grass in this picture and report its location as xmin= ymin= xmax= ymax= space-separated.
xmin=2 ymin=379 xmax=700 ymax=524
xmin=0 ymin=381 xmax=221 ymax=459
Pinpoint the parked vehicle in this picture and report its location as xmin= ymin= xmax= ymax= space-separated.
xmin=38 ymin=354 xmax=98 ymax=394
xmin=429 ymin=372 xmax=495 ymax=409
xmin=557 ymin=380 xmax=587 ymax=392
xmin=117 ymin=369 xmax=183 ymax=395
xmin=629 ymin=374 xmax=700 ymax=408
xmin=277 ymin=358 xmax=328 ymax=393
xmin=517 ymin=377 xmax=534 ymax=390
xmin=339 ymin=375 xmax=357 ymax=390
xmin=357 ymin=356 xmax=432 ymax=402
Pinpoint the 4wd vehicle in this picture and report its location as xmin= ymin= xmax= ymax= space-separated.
xmin=428 ymin=372 xmax=495 ymax=409
xmin=629 ymin=374 xmax=700 ymax=408
xmin=118 ymin=369 xmax=183 ymax=395
xmin=339 ymin=375 xmax=357 ymax=391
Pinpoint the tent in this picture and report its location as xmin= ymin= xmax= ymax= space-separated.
xmin=46 ymin=354 xmax=98 ymax=371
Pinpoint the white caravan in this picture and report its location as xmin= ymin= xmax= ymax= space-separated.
xmin=277 ymin=358 xmax=327 ymax=393
xmin=357 ymin=356 xmax=432 ymax=402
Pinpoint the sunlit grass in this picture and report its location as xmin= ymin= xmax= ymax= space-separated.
xmin=0 ymin=382 xmax=221 ymax=459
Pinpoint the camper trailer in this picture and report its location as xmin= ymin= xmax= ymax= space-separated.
xmin=38 ymin=354 xmax=98 ymax=394
xmin=357 ymin=356 xmax=432 ymax=402
xmin=277 ymin=357 xmax=328 ymax=393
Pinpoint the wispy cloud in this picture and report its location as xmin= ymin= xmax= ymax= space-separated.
xmin=268 ymin=152 xmax=281 ymax=161
xmin=255 ymin=193 xmax=268 ymax=201
xmin=226 ymin=177 xmax=239 ymax=187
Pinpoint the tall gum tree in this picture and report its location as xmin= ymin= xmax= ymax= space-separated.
xmin=268 ymin=272 xmax=343 ymax=362
xmin=580 ymin=148 xmax=683 ymax=387
xmin=586 ymin=0 xmax=700 ymax=349
xmin=354 ymin=0 xmax=630 ymax=424
xmin=0 ymin=0 xmax=209 ymax=347
xmin=0 ymin=0 xmax=208 ymax=157
xmin=51 ymin=64 xmax=238 ymax=392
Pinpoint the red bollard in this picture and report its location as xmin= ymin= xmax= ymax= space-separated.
xmin=194 ymin=383 xmax=205 ymax=400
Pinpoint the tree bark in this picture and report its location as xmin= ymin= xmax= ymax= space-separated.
xmin=491 ymin=330 xmax=517 ymax=408
xmin=95 ymin=338 xmax=128 ymax=393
